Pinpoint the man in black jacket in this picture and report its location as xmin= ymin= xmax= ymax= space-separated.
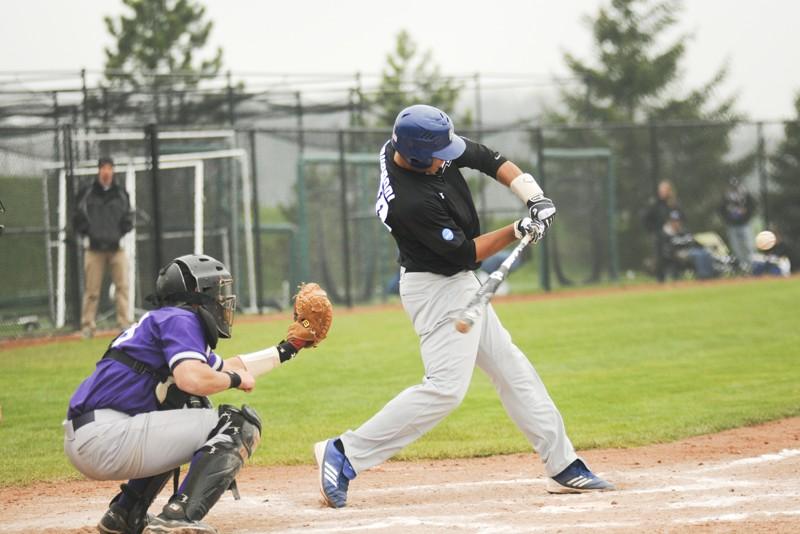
xmin=72 ymin=157 xmax=134 ymax=337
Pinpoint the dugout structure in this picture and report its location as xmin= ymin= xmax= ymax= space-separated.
xmin=539 ymin=147 xmax=619 ymax=289
xmin=39 ymin=128 xmax=258 ymax=331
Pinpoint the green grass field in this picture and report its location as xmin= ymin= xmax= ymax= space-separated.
xmin=1 ymin=278 xmax=798 ymax=487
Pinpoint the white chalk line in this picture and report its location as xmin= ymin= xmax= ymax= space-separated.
xmin=273 ymin=515 xmax=641 ymax=534
xmin=357 ymin=476 xmax=544 ymax=494
xmin=690 ymin=448 xmax=800 ymax=473
xmin=667 ymin=493 xmax=800 ymax=509
xmin=674 ymin=509 xmax=800 ymax=524
xmin=5 ymin=448 xmax=800 ymax=533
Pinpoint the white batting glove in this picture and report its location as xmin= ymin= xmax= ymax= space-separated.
xmin=513 ymin=217 xmax=545 ymax=242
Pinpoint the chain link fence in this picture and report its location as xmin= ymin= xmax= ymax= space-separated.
xmin=0 ymin=119 xmax=796 ymax=339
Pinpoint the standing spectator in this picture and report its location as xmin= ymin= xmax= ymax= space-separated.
xmin=72 ymin=157 xmax=133 ymax=338
xmin=643 ymin=180 xmax=680 ymax=281
xmin=719 ymin=177 xmax=756 ymax=271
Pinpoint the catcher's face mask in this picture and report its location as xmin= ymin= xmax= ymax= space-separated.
xmin=202 ymin=277 xmax=236 ymax=339
xmin=217 ymin=278 xmax=236 ymax=335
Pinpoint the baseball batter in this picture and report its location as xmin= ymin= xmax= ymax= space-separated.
xmin=314 ymin=104 xmax=613 ymax=508
xmin=64 ymin=254 xmax=332 ymax=534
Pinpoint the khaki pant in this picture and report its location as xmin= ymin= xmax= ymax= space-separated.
xmin=81 ymin=248 xmax=131 ymax=330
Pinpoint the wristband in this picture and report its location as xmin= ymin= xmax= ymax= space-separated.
xmin=509 ymin=173 xmax=544 ymax=204
xmin=277 ymin=341 xmax=299 ymax=363
xmin=225 ymin=371 xmax=242 ymax=389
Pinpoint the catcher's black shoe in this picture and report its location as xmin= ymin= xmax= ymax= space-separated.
xmin=142 ymin=515 xmax=218 ymax=534
xmin=97 ymin=502 xmax=155 ymax=534
xmin=97 ymin=502 xmax=128 ymax=534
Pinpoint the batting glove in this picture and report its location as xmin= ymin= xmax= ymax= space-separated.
xmin=527 ymin=196 xmax=556 ymax=229
xmin=514 ymin=217 xmax=545 ymax=242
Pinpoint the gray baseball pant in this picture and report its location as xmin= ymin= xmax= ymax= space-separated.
xmin=63 ymin=408 xmax=218 ymax=480
xmin=340 ymin=269 xmax=577 ymax=477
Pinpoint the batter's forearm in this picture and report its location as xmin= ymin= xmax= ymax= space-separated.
xmin=473 ymin=224 xmax=517 ymax=261
xmin=495 ymin=161 xmax=524 ymax=187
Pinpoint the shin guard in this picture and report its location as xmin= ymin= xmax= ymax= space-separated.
xmin=162 ymin=404 xmax=262 ymax=522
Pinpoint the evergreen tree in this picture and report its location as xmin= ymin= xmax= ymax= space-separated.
xmin=550 ymin=0 xmax=740 ymax=272
xmin=769 ymin=93 xmax=800 ymax=264
xmin=100 ymin=0 xmax=234 ymax=124
xmin=372 ymin=31 xmax=463 ymax=126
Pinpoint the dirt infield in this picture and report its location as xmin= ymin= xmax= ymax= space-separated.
xmin=2 ymin=417 xmax=799 ymax=533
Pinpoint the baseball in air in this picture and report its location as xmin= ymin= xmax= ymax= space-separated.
xmin=755 ymin=230 xmax=776 ymax=251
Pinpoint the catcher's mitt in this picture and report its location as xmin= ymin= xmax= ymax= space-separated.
xmin=286 ymin=282 xmax=333 ymax=348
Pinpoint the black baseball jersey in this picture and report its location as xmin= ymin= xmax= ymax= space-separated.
xmin=375 ymin=137 xmax=508 ymax=276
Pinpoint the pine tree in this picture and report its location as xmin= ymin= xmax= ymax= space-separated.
xmin=769 ymin=93 xmax=800 ymax=264
xmin=372 ymin=31 xmax=462 ymax=127
xmin=100 ymin=0 xmax=231 ymax=124
xmin=551 ymin=0 xmax=741 ymax=272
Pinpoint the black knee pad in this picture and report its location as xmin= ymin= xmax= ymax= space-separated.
xmin=163 ymin=404 xmax=262 ymax=522
xmin=209 ymin=404 xmax=262 ymax=459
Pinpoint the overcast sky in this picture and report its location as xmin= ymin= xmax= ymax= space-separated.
xmin=3 ymin=0 xmax=799 ymax=120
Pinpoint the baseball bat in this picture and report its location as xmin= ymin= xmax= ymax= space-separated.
xmin=454 ymin=223 xmax=543 ymax=334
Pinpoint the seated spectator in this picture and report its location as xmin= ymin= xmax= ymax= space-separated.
xmin=660 ymin=211 xmax=716 ymax=280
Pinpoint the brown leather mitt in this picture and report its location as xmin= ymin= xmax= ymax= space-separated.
xmin=286 ymin=282 xmax=333 ymax=348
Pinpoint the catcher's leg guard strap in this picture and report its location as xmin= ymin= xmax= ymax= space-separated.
xmin=163 ymin=404 xmax=262 ymax=522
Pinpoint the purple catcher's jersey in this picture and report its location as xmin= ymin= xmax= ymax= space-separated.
xmin=67 ymin=307 xmax=223 ymax=419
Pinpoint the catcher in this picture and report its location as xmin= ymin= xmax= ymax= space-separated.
xmin=62 ymin=253 xmax=332 ymax=534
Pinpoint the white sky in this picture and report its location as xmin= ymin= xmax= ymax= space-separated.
xmin=2 ymin=0 xmax=799 ymax=120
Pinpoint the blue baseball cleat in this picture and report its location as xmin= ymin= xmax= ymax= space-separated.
xmin=547 ymin=458 xmax=615 ymax=493
xmin=314 ymin=438 xmax=357 ymax=508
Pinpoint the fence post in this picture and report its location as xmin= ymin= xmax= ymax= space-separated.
xmin=80 ymin=68 xmax=90 ymax=160
xmin=226 ymin=70 xmax=236 ymax=125
xmin=146 ymin=123 xmax=164 ymax=275
xmin=474 ymin=73 xmax=488 ymax=223
xmin=52 ymin=92 xmax=60 ymax=160
xmin=756 ymin=122 xmax=769 ymax=227
xmin=295 ymin=158 xmax=310 ymax=282
xmin=535 ymin=127 xmax=551 ymax=291
xmin=62 ymin=124 xmax=81 ymax=330
xmin=249 ymin=130 xmax=264 ymax=313
xmin=648 ymin=122 xmax=664 ymax=282
xmin=338 ymin=130 xmax=353 ymax=308
xmin=607 ymin=154 xmax=620 ymax=281
xmin=296 ymin=92 xmax=305 ymax=154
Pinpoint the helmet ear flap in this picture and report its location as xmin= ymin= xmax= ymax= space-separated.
xmin=155 ymin=262 xmax=190 ymax=305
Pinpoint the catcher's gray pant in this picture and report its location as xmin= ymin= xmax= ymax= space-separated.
xmin=63 ymin=408 xmax=218 ymax=480
xmin=340 ymin=269 xmax=577 ymax=477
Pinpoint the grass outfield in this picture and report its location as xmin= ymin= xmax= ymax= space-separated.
xmin=0 ymin=278 xmax=798 ymax=486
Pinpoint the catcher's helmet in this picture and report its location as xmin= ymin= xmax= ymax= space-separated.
xmin=391 ymin=104 xmax=466 ymax=169
xmin=156 ymin=254 xmax=236 ymax=339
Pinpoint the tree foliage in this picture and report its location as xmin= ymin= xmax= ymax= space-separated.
xmin=769 ymin=93 xmax=800 ymax=263
xmin=371 ymin=31 xmax=463 ymax=127
xmin=100 ymin=0 xmax=235 ymax=124
xmin=550 ymin=0 xmax=740 ymax=271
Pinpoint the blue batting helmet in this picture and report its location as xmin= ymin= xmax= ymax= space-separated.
xmin=391 ymin=105 xmax=466 ymax=169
